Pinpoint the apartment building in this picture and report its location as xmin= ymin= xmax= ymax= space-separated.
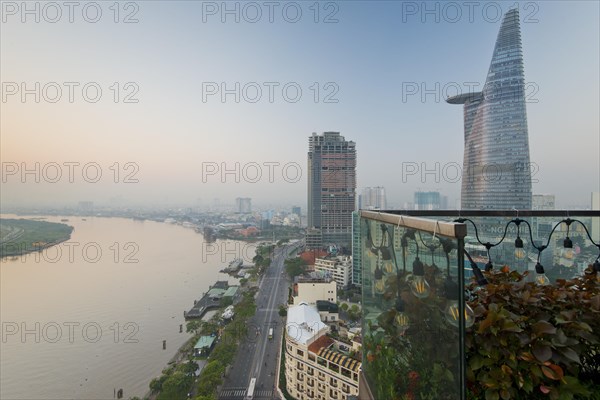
xmin=284 ymin=302 xmax=360 ymax=400
xmin=314 ymin=256 xmax=352 ymax=289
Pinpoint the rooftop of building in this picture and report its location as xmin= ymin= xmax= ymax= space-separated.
xmin=317 ymin=347 xmax=361 ymax=373
xmin=294 ymin=273 xmax=334 ymax=284
xmin=307 ymin=334 xmax=335 ymax=354
xmin=286 ymin=302 xmax=328 ymax=345
xmin=446 ymin=92 xmax=483 ymax=104
xmin=194 ymin=335 xmax=216 ymax=349
xmin=315 ymin=255 xmax=352 ymax=264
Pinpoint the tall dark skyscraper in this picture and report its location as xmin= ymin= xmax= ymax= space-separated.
xmin=447 ymin=9 xmax=532 ymax=210
xmin=307 ymin=132 xmax=357 ymax=248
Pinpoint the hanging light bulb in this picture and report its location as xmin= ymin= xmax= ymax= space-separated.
xmin=445 ymin=301 xmax=475 ymax=329
xmin=382 ymin=259 xmax=395 ymax=274
xmin=394 ymin=298 xmax=409 ymax=334
xmin=444 ymin=278 xmax=474 ymax=328
xmin=380 ymin=247 xmax=395 ymax=274
xmin=534 ymin=262 xmax=550 ymax=286
xmin=409 ymin=257 xmax=430 ymax=299
xmin=514 ymin=235 xmax=525 ymax=259
xmin=514 ymin=248 xmax=526 ymax=259
xmin=374 ymin=266 xmax=385 ymax=294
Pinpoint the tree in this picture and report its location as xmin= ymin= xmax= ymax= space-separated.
xmin=220 ymin=296 xmax=233 ymax=308
xmin=186 ymin=320 xmax=201 ymax=335
xmin=279 ymin=305 xmax=287 ymax=317
xmin=347 ymin=304 xmax=361 ymax=322
xmin=252 ymin=254 xmax=264 ymax=266
xmin=284 ymin=257 xmax=307 ymax=278
xmin=157 ymin=370 xmax=191 ymax=400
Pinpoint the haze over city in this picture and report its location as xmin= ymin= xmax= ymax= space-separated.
xmin=2 ymin=1 xmax=598 ymax=210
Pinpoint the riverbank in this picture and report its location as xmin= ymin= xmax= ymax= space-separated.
xmin=143 ymin=333 xmax=199 ymax=400
xmin=0 ymin=218 xmax=73 ymax=258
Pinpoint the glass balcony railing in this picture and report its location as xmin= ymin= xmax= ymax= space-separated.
xmin=375 ymin=210 xmax=600 ymax=284
xmin=360 ymin=211 xmax=468 ymax=400
xmin=359 ymin=210 xmax=600 ymax=400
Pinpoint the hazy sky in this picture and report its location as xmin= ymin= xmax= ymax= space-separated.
xmin=1 ymin=1 xmax=599 ymax=210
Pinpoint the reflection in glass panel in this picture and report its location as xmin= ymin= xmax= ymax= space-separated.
xmin=361 ymin=216 xmax=463 ymax=400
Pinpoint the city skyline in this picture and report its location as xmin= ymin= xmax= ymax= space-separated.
xmin=1 ymin=2 xmax=598 ymax=210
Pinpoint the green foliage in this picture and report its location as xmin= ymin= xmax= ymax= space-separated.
xmin=194 ymin=395 xmax=216 ymax=400
xmin=196 ymin=360 xmax=225 ymax=397
xmin=186 ymin=320 xmax=201 ymax=335
xmin=0 ymin=218 xmax=73 ymax=257
xmin=279 ymin=304 xmax=287 ymax=317
xmin=219 ymin=296 xmax=233 ymax=308
xmin=466 ymin=266 xmax=600 ymax=400
xmin=347 ymin=304 xmax=361 ymax=322
xmin=157 ymin=370 xmax=192 ymax=400
xmin=193 ymin=286 xmax=258 ymax=398
xmin=284 ymin=257 xmax=307 ymax=278
xmin=278 ymin=331 xmax=296 ymax=400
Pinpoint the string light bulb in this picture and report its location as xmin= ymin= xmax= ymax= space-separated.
xmin=514 ymin=248 xmax=526 ymax=259
xmin=394 ymin=298 xmax=409 ymax=334
xmin=534 ymin=262 xmax=550 ymax=286
xmin=374 ymin=265 xmax=385 ymax=294
xmin=444 ymin=278 xmax=474 ymax=328
xmin=409 ymin=257 xmax=430 ymax=299
xmin=380 ymin=247 xmax=395 ymax=274
xmin=514 ymin=234 xmax=525 ymax=259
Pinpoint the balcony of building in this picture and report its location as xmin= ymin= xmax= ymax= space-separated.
xmin=358 ymin=210 xmax=600 ymax=400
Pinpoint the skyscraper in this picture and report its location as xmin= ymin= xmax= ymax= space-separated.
xmin=235 ymin=197 xmax=252 ymax=213
xmin=414 ymin=191 xmax=443 ymax=210
xmin=447 ymin=8 xmax=532 ymax=210
xmin=360 ymin=186 xmax=387 ymax=210
xmin=307 ymin=132 xmax=357 ymax=248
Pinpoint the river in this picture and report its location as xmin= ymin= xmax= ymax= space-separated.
xmin=0 ymin=215 xmax=254 ymax=400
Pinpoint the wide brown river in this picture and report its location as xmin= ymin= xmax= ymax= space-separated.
xmin=0 ymin=215 xmax=252 ymax=399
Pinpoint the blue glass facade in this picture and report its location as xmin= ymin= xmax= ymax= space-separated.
xmin=447 ymin=9 xmax=532 ymax=210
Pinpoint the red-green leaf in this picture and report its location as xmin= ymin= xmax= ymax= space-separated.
xmin=541 ymin=364 xmax=563 ymax=381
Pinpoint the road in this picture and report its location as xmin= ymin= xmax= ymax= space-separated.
xmin=218 ymin=242 xmax=301 ymax=400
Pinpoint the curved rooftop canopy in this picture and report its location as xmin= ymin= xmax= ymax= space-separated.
xmin=446 ymin=92 xmax=483 ymax=104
